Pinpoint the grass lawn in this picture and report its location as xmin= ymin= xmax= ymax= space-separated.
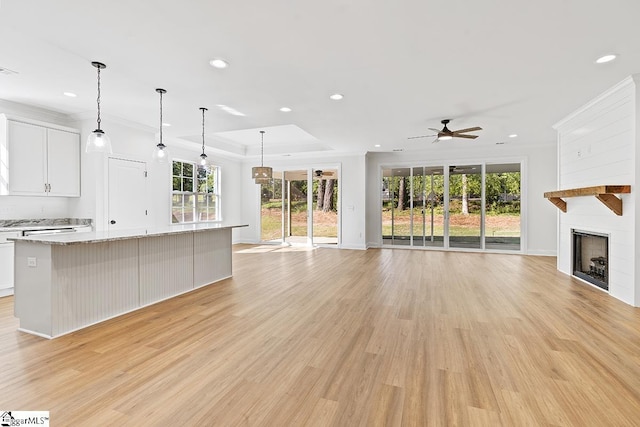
xmin=261 ymin=208 xmax=338 ymax=240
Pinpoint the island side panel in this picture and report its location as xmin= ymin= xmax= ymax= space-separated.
xmin=193 ymin=228 xmax=232 ymax=288
xmin=139 ymin=233 xmax=194 ymax=306
xmin=51 ymin=240 xmax=140 ymax=337
xmin=14 ymin=242 xmax=53 ymax=337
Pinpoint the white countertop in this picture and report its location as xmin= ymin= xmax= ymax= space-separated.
xmin=9 ymin=223 xmax=248 ymax=245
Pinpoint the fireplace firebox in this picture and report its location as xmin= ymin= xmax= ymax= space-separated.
xmin=572 ymin=230 xmax=608 ymax=291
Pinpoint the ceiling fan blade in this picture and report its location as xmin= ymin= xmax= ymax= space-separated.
xmin=452 ymin=126 xmax=482 ymax=134
xmin=454 ymin=134 xmax=479 ymax=139
xmin=428 ymin=128 xmax=441 ymax=133
xmin=407 ymin=134 xmax=436 ymax=140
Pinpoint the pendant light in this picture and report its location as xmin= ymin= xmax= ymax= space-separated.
xmin=85 ymin=61 xmax=113 ymax=153
xmin=198 ymin=107 xmax=208 ymax=167
xmin=252 ymin=130 xmax=272 ymax=184
xmin=152 ymin=88 xmax=170 ymax=162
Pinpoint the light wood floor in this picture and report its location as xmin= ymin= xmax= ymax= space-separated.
xmin=1 ymin=246 xmax=640 ymax=426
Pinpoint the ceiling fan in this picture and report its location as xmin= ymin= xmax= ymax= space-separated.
xmin=314 ymin=170 xmax=336 ymax=179
xmin=408 ymin=119 xmax=482 ymax=143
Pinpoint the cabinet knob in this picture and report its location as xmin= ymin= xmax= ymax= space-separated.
xmin=110 ymin=220 xmax=116 ymax=225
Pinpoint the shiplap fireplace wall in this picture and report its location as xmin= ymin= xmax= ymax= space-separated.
xmin=553 ymin=75 xmax=639 ymax=307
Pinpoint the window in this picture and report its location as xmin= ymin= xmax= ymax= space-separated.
xmin=172 ymin=160 xmax=220 ymax=223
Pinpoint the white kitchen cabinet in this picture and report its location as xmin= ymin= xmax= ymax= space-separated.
xmin=0 ymin=231 xmax=19 ymax=297
xmin=45 ymin=128 xmax=81 ymax=196
xmin=0 ymin=114 xmax=80 ymax=197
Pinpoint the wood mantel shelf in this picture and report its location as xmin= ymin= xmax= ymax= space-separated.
xmin=544 ymin=185 xmax=631 ymax=216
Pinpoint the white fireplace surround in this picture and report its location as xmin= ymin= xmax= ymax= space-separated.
xmin=553 ymin=75 xmax=639 ymax=307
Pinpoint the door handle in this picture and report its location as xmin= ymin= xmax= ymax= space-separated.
xmin=110 ymin=220 xmax=116 ymax=225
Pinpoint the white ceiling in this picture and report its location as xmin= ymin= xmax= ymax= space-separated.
xmin=1 ymin=0 xmax=639 ymax=159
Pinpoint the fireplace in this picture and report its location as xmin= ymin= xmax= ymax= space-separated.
xmin=572 ymin=230 xmax=609 ymax=291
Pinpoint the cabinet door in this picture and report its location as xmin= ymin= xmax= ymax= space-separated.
xmin=7 ymin=121 xmax=47 ymax=195
xmin=47 ymin=128 xmax=80 ymax=197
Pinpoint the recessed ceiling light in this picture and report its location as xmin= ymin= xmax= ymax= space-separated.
xmin=216 ymin=104 xmax=245 ymax=116
xmin=508 ymin=134 xmax=518 ymax=138
xmin=280 ymin=107 xmax=292 ymax=112
xmin=374 ymin=144 xmax=381 ymax=147
xmin=329 ymin=93 xmax=344 ymax=101
xmin=595 ymin=54 xmax=617 ymax=64
xmin=162 ymin=123 xmax=171 ymax=127
xmin=63 ymin=92 xmax=77 ymax=98
xmin=209 ymin=58 xmax=229 ymax=69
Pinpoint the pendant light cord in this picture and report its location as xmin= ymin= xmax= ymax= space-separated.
xmin=260 ymin=130 xmax=265 ymax=167
xmin=96 ymin=66 xmax=102 ymax=131
xmin=201 ymin=108 xmax=206 ymax=155
xmin=159 ymin=91 xmax=163 ymax=145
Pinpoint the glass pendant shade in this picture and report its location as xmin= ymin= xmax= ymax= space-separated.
xmin=199 ymin=153 xmax=208 ymax=167
xmin=152 ymin=142 xmax=170 ymax=163
xmin=86 ymin=129 xmax=112 ymax=153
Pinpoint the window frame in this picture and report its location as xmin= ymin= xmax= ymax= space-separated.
xmin=171 ymin=159 xmax=221 ymax=224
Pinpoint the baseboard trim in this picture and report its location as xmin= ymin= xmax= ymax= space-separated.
xmin=526 ymin=250 xmax=557 ymax=256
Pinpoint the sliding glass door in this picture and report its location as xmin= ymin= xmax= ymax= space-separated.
xmin=260 ymin=168 xmax=339 ymax=245
xmin=448 ymin=165 xmax=482 ymax=249
xmin=260 ymin=172 xmax=284 ymax=243
xmin=411 ymin=166 xmax=445 ymax=247
xmin=485 ymin=163 xmax=521 ymax=250
xmin=381 ymin=162 xmax=522 ymax=252
xmin=284 ymin=170 xmax=308 ymax=245
xmin=313 ymin=169 xmax=339 ymax=244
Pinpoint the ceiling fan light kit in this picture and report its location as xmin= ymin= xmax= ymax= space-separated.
xmin=409 ymin=118 xmax=482 ymax=143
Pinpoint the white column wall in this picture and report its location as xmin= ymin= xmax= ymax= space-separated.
xmin=68 ymin=118 xmax=244 ymax=240
xmin=554 ymin=76 xmax=638 ymax=306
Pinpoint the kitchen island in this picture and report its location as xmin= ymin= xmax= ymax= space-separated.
xmin=11 ymin=223 xmax=247 ymax=338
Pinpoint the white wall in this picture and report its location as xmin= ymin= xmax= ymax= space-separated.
xmin=365 ymin=142 xmax=558 ymax=255
xmin=554 ymin=76 xmax=637 ymax=306
xmin=0 ymin=100 xmax=75 ymax=220
xmin=236 ymin=153 xmax=367 ymax=249
xmin=68 ymin=117 xmax=244 ymax=239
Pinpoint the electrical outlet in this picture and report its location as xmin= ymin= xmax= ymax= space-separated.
xmin=27 ymin=257 xmax=37 ymax=267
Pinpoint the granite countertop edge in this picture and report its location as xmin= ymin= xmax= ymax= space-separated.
xmin=9 ymin=223 xmax=249 ymax=245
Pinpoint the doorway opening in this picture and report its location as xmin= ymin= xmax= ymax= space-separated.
xmin=260 ymin=168 xmax=339 ymax=245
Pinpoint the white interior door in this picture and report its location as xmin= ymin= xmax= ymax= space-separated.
xmin=108 ymin=158 xmax=148 ymax=231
